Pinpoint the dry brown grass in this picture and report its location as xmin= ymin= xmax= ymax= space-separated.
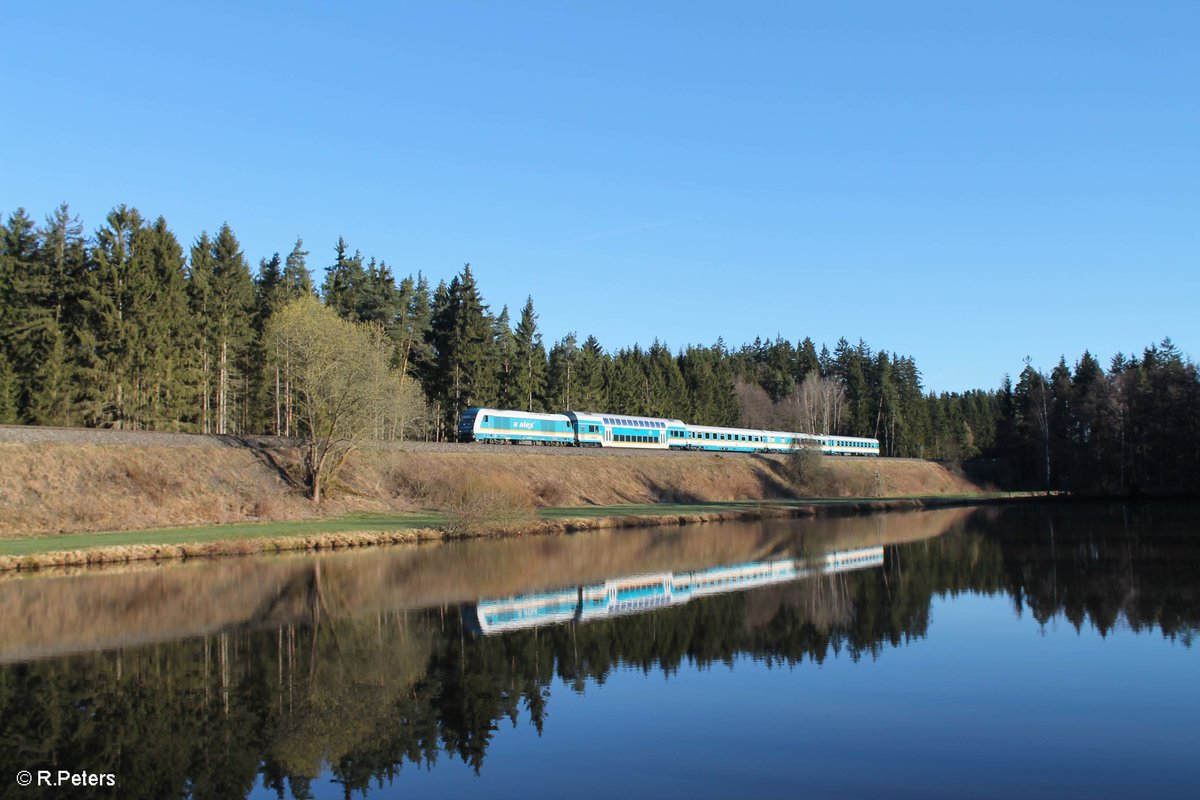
xmin=436 ymin=472 xmax=537 ymax=535
xmin=0 ymin=441 xmax=985 ymax=538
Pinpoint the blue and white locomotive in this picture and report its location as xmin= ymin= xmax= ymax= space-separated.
xmin=458 ymin=406 xmax=880 ymax=456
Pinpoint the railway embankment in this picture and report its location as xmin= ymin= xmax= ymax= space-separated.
xmin=0 ymin=426 xmax=1003 ymax=570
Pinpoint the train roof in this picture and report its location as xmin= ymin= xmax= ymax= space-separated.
xmin=758 ymin=428 xmax=822 ymax=439
xmin=464 ymin=407 xmax=571 ymax=421
xmin=566 ymin=410 xmax=685 ymax=426
xmin=687 ymin=423 xmax=771 ymax=435
xmin=819 ymin=434 xmax=880 ymax=443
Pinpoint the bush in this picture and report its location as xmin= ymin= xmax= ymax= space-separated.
xmin=438 ymin=473 xmax=537 ymax=535
xmin=785 ymin=443 xmax=826 ymax=488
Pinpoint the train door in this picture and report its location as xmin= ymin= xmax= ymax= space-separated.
xmin=604 ymin=427 xmax=612 ymax=445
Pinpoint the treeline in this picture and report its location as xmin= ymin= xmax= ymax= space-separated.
xmin=2 ymin=204 xmax=1196 ymax=494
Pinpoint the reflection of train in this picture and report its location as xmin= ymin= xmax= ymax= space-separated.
xmin=470 ymin=547 xmax=884 ymax=635
xmin=457 ymin=407 xmax=880 ymax=456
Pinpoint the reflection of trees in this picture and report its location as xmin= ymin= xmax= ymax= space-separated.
xmin=1 ymin=505 xmax=1197 ymax=797
xmin=979 ymin=504 xmax=1200 ymax=640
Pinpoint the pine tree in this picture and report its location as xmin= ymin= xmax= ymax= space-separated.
xmin=0 ymin=208 xmax=62 ymax=422
xmin=188 ymin=232 xmax=216 ymax=432
xmin=646 ymin=340 xmax=686 ymax=419
xmin=795 ymin=337 xmax=820 ymax=385
xmin=396 ymin=272 xmax=434 ymax=382
xmin=73 ymin=205 xmax=145 ymax=427
xmin=492 ymin=304 xmax=517 ymax=407
xmin=27 ymin=325 xmax=71 ymax=424
xmin=0 ymin=349 xmax=17 ymax=423
xmin=252 ymin=252 xmax=284 ymax=433
xmin=429 ymin=265 xmax=494 ymax=435
xmin=574 ymin=335 xmax=607 ymax=411
xmin=126 ymin=217 xmax=192 ymax=429
xmin=322 ymin=238 xmax=367 ymax=320
xmin=357 ymin=258 xmax=400 ymax=330
xmin=210 ymin=223 xmax=255 ymax=434
xmin=511 ymin=296 xmax=546 ymax=411
xmin=283 ymin=238 xmax=315 ymax=299
xmin=39 ymin=204 xmax=87 ymax=325
xmin=547 ymin=333 xmax=581 ymax=410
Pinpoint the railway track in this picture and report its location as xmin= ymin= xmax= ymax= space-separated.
xmin=0 ymin=424 xmax=899 ymax=459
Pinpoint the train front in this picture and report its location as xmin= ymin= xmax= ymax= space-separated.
xmin=457 ymin=407 xmax=482 ymax=442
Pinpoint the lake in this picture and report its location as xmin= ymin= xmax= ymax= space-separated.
xmin=1 ymin=503 xmax=1196 ymax=798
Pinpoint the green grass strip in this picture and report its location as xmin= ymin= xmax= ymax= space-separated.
xmin=0 ymin=513 xmax=445 ymax=557
xmin=0 ymin=494 xmax=1010 ymax=558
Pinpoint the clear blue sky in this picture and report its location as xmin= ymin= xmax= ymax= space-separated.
xmin=2 ymin=1 xmax=1196 ymax=392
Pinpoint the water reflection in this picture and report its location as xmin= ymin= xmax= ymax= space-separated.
xmin=0 ymin=503 xmax=1196 ymax=799
xmin=470 ymin=547 xmax=883 ymax=633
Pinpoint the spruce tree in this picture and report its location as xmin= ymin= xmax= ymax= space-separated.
xmin=0 ymin=350 xmax=17 ymax=423
xmin=0 ymin=208 xmax=61 ymax=422
xmin=575 ymin=335 xmax=607 ymax=411
xmin=283 ymin=238 xmax=315 ymax=299
xmin=511 ymin=296 xmax=547 ymax=411
xmin=396 ymin=272 xmax=434 ymax=382
xmin=74 ymin=205 xmax=145 ymax=427
xmin=209 ymin=223 xmax=255 ymax=434
xmin=188 ymin=232 xmax=216 ymax=432
xmin=251 ymin=252 xmax=284 ymax=433
xmin=429 ymin=265 xmax=494 ymax=435
xmin=322 ymin=238 xmax=367 ymax=320
xmin=125 ymin=217 xmax=192 ymax=428
xmin=492 ymin=304 xmax=517 ymax=407
xmin=547 ymin=333 xmax=580 ymax=411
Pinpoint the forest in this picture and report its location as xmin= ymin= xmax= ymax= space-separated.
xmin=1 ymin=203 xmax=1196 ymax=495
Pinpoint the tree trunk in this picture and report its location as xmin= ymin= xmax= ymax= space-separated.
xmin=218 ymin=338 xmax=228 ymax=435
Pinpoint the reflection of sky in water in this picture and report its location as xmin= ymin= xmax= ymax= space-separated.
xmin=265 ymin=591 xmax=1198 ymax=800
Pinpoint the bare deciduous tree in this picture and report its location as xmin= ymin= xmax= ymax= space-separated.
xmin=267 ymin=297 xmax=405 ymax=504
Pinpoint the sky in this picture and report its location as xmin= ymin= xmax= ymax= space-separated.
xmin=2 ymin=1 xmax=1196 ymax=392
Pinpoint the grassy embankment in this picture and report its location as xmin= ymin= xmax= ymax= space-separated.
xmin=0 ymin=437 xmax=1008 ymax=570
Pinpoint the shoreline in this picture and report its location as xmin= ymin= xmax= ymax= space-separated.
xmin=0 ymin=494 xmax=1039 ymax=574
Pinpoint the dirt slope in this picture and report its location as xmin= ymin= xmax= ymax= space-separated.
xmin=0 ymin=438 xmax=983 ymax=537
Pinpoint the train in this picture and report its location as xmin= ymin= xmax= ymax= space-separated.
xmin=457 ymin=406 xmax=880 ymax=457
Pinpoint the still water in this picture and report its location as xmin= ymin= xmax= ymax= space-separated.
xmin=1 ymin=503 xmax=1197 ymax=799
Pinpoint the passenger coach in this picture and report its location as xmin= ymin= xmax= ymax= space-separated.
xmin=565 ymin=411 xmax=684 ymax=449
